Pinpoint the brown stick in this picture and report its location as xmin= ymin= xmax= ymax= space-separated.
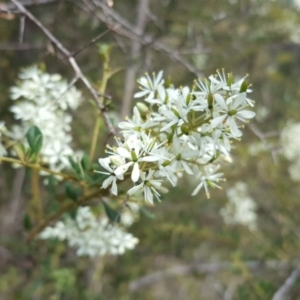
xmin=26 ymin=189 xmax=103 ymax=241
xmin=272 ymin=263 xmax=300 ymax=300
xmin=121 ymin=0 xmax=149 ymax=119
xmin=83 ymin=0 xmax=202 ymax=77
xmin=10 ymin=0 xmax=116 ymax=136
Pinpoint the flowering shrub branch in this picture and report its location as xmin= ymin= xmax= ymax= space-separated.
xmin=98 ymin=70 xmax=256 ymax=203
xmin=0 ymin=41 xmax=255 ymax=257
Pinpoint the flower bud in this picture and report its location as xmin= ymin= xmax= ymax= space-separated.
xmin=227 ymin=72 xmax=234 ymax=86
xmin=228 ymin=109 xmax=237 ymax=116
xmin=162 ymin=160 xmax=171 ymax=167
xmin=181 ymin=123 xmax=190 ymax=135
xmin=136 ymin=102 xmax=149 ymax=116
xmin=239 ymin=79 xmax=249 ymax=93
xmin=171 ymin=107 xmax=180 ymax=118
xmin=207 ymin=93 xmax=214 ymax=110
xmin=130 ymin=149 xmax=138 ymax=161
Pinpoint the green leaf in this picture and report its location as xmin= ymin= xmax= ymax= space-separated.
xmin=81 ymin=154 xmax=91 ymax=171
xmin=102 ymin=202 xmax=120 ymax=223
xmin=68 ymin=208 xmax=77 ymax=220
xmin=65 ymin=183 xmax=81 ymax=201
xmin=26 ymin=126 xmax=43 ymax=156
xmin=23 ymin=214 xmax=32 ymax=230
xmin=98 ymin=43 xmax=114 ymax=62
xmin=141 ymin=207 xmax=156 ymax=219
xmin=68 ymin=157 xmax=82 ymax=179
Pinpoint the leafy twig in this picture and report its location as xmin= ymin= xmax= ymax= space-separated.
xmin=10 ymin=0 xmax=116 ymax=136
xmin=26 ymin=189 xmax=104 ymax=241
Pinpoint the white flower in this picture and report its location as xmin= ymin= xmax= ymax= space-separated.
xmin=220 ymin=182 xmax=257 ymax=230
xmin=8 ymin=66 xmax=82 ymax=173
xmin=114 ymin=136 xmax=161 ymax=182
xmin=96 ymin=157 xmax=124 ymax=195
xmin=192 ymin=165 xmax=224 ymax=197
xmin=127 ymin=170 xmax=168 ymax=204
xmin=39 ymin=207 xmax=139 ymax=257
xmin=281 ymin=122 xmax=300 ymax=161
xmin=99 ymin=69 xmax=255 ymax=200
xmin=118 ymin=106 xmax=154 ymax=137
xmin=134 ymin=71 xmax=164 ymax=100
xmin=210 ymin=93 xmax=255 ymax=137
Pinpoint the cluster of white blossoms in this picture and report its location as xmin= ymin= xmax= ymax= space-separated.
xmin=120 ymin=201 xmax=140 ymax=227
xmin=220 ymin=182 xmax=257 ymax=230
xmin=97 ymin=70 xmax=256 ymax=202
xmin=5 ymin=66 xmax=82 ymax=172
xmin=39 ymin=206 xmax=139 ymax=257
xmin=281 ymin=122 xmax=300 ymax=181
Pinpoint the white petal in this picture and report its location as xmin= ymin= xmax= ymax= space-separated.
xmin=139 ymin=155 xmax=160 ymax=162
xmin=131 ymin=162 xmax=140 ymax=182
xmin=102 ymin=176 xmax=114 ymax=189
xmin=210 ymin=115 xmax=227 ymax=128
xmin=127 ymin=184 xmax=143 ymax=195
xmin=115 ymin=162 xmax=133 ymax=176
xmin=134 ymin=90 xmax=149 ymax=98
xmin=191 ymin=181 xmax=203 ymax=196
xmin=214 ymin=94 xmax=227 ymax=110
xmin=236 ymin=110 xmax=256 ymax=120
xmin=111 ymin=178 xmax=118 ymax=195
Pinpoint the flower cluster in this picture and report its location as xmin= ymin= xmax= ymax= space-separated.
xmin=281 ymin=121 xmax=300 ymax=181
xmin=97 ymin=70 xmax=256 ymax=202
xmin=39 ymin=206 xmax=139 ymax=257
xmin=220 ymin=182 xmax=257 ymax=230
xmin=6 ymin=66 xmax=82 ymax=172
xmin=120 ymin=201 xmax=140 ymax=227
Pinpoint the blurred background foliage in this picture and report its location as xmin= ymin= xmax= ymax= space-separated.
xmin=1 ymin=0 xmax=300 ymax=299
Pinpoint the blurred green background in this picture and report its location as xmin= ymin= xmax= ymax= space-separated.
xmin=1 ymin=0 xmax=300 ymax=299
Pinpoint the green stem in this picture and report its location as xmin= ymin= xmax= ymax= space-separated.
xmin=26 ymin=188 xmax=104 ymax=242
xmin=89 ymin=116 xmax=102 ymax=161
xmin=31 ymin=168 xmax=44 ymax=223
xmin=0 ymin=156 xmax=79 ymax=182
xmin=89 ymin=60 xmax=112 ymax=161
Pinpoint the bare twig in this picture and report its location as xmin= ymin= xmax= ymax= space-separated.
xmin=129 ymin=260 xmax=296 ymax=291
xmin=72 ymin=28 xmax=112 ymax=57
xmin=83 ymin=0 xmax=202 ymax=77
xmin=0 ymin=43 xmax=44 ymax=50
xmin=248 ymin=123 xmax=278 ymax=164
xmin=18 ymin=15 xmax=26 ymax=43
xmin=0 ymin=156 xmax=78 ymax=181
xmin=1 ymin=168 xmax=25 ymax=234
xmin=1 ymin=0 xmax=58 ymax=13
xmin=121 ymin=0 xmax=149 ymax=119
xmin=26 ymin=189 xmax=104 ymax=241
xmin=49 ymin=75 xmax=79 ymax=109
xmin=272 ymin=263 xmax=300 ymax=300
xmin=10 ymin=0 xmax=116 ymax=136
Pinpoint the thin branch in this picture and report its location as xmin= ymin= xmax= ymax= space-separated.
xmin=26 ymin=189 xmax=104 ymax=241
xmin=248 ymin=123 xmax=278 ymax=164
xmin=272 ymin=263 xmax=300 ymax=300
xmin=18 ymin=15 xmax=26 ymax=43
xmin=121 ymin=0 xmax=149 ymax=119
xmin=129 ymin=260 xmax=297 ymax=291
xmin=83 ymin=0 xmax=202 ymax=77
xmin=49 ymin=75 xmax=79 ymax=109
xmin=72 ymin=28 xmax=112 ymax=57
xmin=10 ymin=0 xmax=116 ymax=136
xmin=0 ymin=43 xmax=45 ymax=50
xmin=1 ymin=0 xmax=58 ymax=13
xmin=0 ymin=156 xmax=78 ymax=182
